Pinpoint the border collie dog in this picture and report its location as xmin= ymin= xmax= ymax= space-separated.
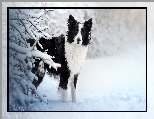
xmin=30 ymin=15 xmax=92 ymax=103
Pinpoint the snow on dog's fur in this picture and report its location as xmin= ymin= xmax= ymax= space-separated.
xmin=29 ymin=14 xmax=92 ymax=103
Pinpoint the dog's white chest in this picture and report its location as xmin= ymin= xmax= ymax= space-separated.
xmin=65 ymin=42 xmax=88 ymax=76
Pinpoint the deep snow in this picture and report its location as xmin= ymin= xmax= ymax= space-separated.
xmin=30 ymin=44 xmax=146 ymax=111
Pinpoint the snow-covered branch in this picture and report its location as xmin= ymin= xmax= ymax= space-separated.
xmin=10 ymin=40 xmax=61 ymax=71
xmin=31 ymin=50 xmax=61 ymax=71
xmin=9 ymin=42 xmax=31 ymax=53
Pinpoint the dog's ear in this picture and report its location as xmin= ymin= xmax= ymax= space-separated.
xmin=84 ymin=18 xmax=92 ymax=30
xmin=69 ymin=14 xmax=75 ymax=21
xmin=68 ymin=14 xmax=76 ymax=23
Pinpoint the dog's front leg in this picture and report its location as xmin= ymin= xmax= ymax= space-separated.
xmin=60 ymin=88 xmax=68 ymax=103
xmin=59 ymin=72 xmax=69 ymax=103
xmin=71 ymin=74 xmax=78 ymax=103
xmin=71 ymin=80 xmax=76 ymax=103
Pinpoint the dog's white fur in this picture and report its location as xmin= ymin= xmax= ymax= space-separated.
xmin=65 ymin=42 xmax=88 ymax=77
xmin=59 ymin=27 xmax=88 ymax=102
xmin=71 ymin=76 xmax=76 ymax=102
xmin=65 ymin=42 xmax=88 ymax=102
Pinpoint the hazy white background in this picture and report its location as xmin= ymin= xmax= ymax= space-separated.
xmin=2 ymin=2 xmax=153 ymax=119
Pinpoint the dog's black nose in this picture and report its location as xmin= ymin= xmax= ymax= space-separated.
xmin=77 ymin=38 xmax=81 ymax=44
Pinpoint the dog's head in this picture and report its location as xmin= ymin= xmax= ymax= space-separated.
xmin=66 ymin=15 xmax=92 ymax=46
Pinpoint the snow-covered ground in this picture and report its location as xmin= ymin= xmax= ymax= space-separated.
xmin=30 ymin=43 xmax=146 ymax=111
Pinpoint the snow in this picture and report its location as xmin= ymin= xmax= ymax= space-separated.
xmin=30 ymin=43 xmax=146 ymax=111
xmin=31 ymin=50 xmax=61 ymax=70
xmin=9 ymin=42 xmax=31 ymax=53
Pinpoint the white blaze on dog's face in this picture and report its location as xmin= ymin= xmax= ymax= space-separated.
xmin=73 ymin=23 xmax=83 ymax=45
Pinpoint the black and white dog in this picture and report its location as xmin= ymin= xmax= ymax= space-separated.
xmin=30 ymin=15 xmax=92 ymax=103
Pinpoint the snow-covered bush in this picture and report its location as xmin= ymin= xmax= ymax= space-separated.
xmin=9 ymin=8 xmax=61 ymax=111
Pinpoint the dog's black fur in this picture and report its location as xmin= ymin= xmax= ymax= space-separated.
xmin=27 ymin=35 xmax=70 ymax=90
xmin=27 ymin=15 xmax=92 ymax=95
